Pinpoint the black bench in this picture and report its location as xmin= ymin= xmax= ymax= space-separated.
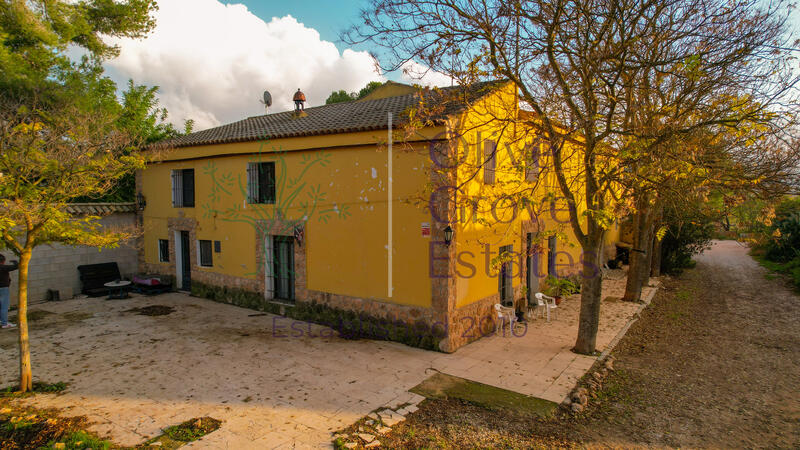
xmin=77 ymin=262 xmax=123 ymax=297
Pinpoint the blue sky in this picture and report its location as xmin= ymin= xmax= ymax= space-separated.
xmin=224 ymin=0 xmax=367 ymax=50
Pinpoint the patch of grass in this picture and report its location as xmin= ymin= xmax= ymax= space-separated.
xmin=0 ymin=402 xmax=104 ymax=449
xmin=45 ymin=430 xmax=111 ymax=449
xmin=410 ymin=372 xmax=558 ymax=418
xmin=124 ymin=305 xmax=175 ymax=316
xmin=0 ymin=416 xmax=37 ymax=433
xmin=162 ymin=417 xmax=221 ymax=442
xmin=751 ymin=250 xmax=800 ymax=291
xmin=8 ymin=309 xmax=55 ymax=324
xmin=0 ymin=381 xmax=67 ymax=397
xmin=62 ymin=312 xmax=94 ymax=322
xmin=667 ymin=311 xmax=686 ymax=323
xmin=140 ymin=417 xmax=221 ymax=449
xmin=28 ymin=309 xmax=55 ymax=321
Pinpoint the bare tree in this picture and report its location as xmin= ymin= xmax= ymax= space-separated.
xmin=346 ymin=0 xmax=799 ymax=353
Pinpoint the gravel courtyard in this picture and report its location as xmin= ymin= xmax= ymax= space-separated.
xmin=0 ymin=277 xmax=649 ymax=448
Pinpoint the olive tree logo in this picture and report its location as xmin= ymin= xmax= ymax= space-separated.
xmin=200 ymin=140 xmax=351 ymax=275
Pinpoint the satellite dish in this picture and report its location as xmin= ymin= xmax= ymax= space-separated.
xmin=262 ymin=90 xmax=272 ymax=107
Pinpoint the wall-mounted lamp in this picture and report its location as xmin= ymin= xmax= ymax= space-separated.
xmin=443 ymin=225 xmax=454 ymax=246
xmin=136 ymin=192 xmax=146 ymax=211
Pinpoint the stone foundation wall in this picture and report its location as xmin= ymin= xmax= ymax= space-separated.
xmin=443 ymin=284 xmax=525 ymax=351
xmin=306 ymin=290 xmax=441 ymax=328
xmin=192 ymin=270 xmax=261 ymax=293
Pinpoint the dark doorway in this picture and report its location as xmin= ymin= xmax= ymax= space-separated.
xmin=179 ymin=230 xmax=191 ymax=291
xmin=527 ymin=233 xmax=540 ymax=302
xmin=498 ymin=244 xmax=513 ymax=306
xmin=547 ymin=235 xmax=557 ymax=276
xmin=273 ymin=236 xmax=295 ymax=301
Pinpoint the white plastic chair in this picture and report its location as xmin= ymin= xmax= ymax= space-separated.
xmin=534 ymin=292 xmax=558 ymax=322
xmin=494 ymin=303 xmax=517 ymax=336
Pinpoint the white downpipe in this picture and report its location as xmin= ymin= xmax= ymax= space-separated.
xmin=387 ymin=112 xmax=393 ymax=298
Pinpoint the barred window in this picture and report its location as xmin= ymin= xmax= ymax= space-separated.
xmin=198 ymin=240 xmax=213 ymax=267
xmin=171 ymin=169 xmax=195 ymax=207
xmin=158 ymin=239 xmax=169 ymax=262
xmin=246 ymin=162 xmax=275 ymax=204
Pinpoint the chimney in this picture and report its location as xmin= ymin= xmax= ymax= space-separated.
xmin=292 ymin=89 xmax=307 ymax=118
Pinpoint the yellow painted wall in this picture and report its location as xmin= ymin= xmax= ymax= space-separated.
xmin=447 ymin=82 xmax=598 ymax=308
xmin=141 ymin=132 xmax=435 ymax=308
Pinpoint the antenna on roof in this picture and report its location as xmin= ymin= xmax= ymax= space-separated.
xmin=261 ymin=90 xmax=273 ymax=113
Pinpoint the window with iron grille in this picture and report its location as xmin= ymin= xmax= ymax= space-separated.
xmin=198 ymin=240 xmax=213 ymax=267
xmin=484 ymin=140 xmax=496 ymax=184
xmin=171 ymin=169 xmax=195 ymax=207
xmin=158 ymin=239 xmax=169 ymax=262
xmin=498 ymin=244 xmax=514 ymax=304
xmin=246 ymin=162 xmax=275 ymax=204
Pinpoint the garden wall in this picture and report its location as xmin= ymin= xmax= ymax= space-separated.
xmin=5 ymin=205 xmax=138 ymax=306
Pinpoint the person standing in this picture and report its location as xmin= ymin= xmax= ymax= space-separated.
xmin=0 ymin=254 xmax=19 ymax=329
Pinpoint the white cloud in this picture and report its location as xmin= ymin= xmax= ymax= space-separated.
xmin=399 ymin=60 xmax=455 ymax=88
xmin=104 ymin=0 xmax=383 ymax=130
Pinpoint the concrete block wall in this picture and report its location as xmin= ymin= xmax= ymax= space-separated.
xmin=5 ymin=213 xmax=138 ymax=306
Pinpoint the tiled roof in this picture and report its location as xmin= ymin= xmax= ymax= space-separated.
xmin=65 ymin=203 xmax=137 ymax=215
xmin=158 ymin=80 xmax=506 ymax=149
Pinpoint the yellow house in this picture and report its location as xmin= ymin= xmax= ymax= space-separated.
xmin=138 ymin=80 xmax=622 ymax=352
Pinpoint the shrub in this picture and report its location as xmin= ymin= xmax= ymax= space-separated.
xmin=660 ymin=218 xmax=715 ymax=275
xmin=542 ymin=275 xmax=581 ymax=297
xmin=763 ymin=197 xmax=800 ymax=263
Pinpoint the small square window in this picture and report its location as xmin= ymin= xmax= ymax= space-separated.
xmin=214 ymin=240 xmax=221 ymax=253
xmin=198 ymin=240 xmax=213 ymax=267
xmin=158 ymin=239 xmax=169 ymax=262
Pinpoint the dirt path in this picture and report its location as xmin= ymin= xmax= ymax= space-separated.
xmin=384 ymin=240 xmax=800 ymax=448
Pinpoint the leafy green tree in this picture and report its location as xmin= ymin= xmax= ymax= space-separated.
xmin=325 ymin=81 xmax=384 ymax=104
xmin=325 ymin=90 xmax=355 ymax=104
xmin=0 ymin=0 xmax=157 ymax=392
xmin=0 ymin=0 xmax=157 ymax=103
xmin=355 ymin=81 xmax=383 ymax=99
xmin=81 ymin=80 xmax=194 ymax=203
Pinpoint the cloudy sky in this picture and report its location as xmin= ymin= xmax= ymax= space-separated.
xmin=103 ymin=0 xmax=451 ymax=131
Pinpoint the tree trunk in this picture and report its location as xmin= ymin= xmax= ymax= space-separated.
xmin=573 ymin=239 xmax=603 ymax=355
xmin=622 ymin=201 xmax=654 ymax=302
xmin=649 ymin=204 xmax=664 ymax=278
xmin=17 ymin=249 xmax=32 ymax=393
xmin=650 ymin=232 xmax=663 ymax=277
